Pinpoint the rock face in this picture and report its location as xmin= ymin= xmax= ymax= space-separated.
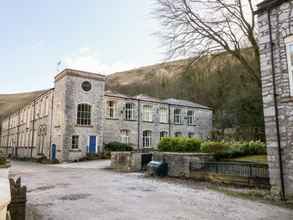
xmin=257 ymin=0 xmax=293 ymax=198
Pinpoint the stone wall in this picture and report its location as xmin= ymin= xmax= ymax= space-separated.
xmin=110 ymin=151 xmax=151 ymax=172
xmin=153 ymin=152 xmax=213 ymax=177
xmin=257 ymin=0 xmax=293 ymax=198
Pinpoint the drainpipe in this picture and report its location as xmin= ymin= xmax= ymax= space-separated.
xmin=49 ymin=92 xmax=55 ymax=159
xmin=16 ymin=110 xmax=21 ymax=158
xmin=30 ymin=101 xmax=36 ymax=159
xmin=267 ymin=9 xmax=286 ymax=200
xmin=6 ymin=115 xmax=11 ymax=154
xmin=168 ymin=104 xmax=171 ymax=136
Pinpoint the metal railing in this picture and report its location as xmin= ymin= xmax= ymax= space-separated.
xmin=190 ymin=161 xmax=269 ymax=179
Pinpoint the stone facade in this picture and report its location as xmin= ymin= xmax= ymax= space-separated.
xmin=257 ymin=0 xmax=293 ymax=198
xmin=0 ymin=69 xmax=213 ymax=162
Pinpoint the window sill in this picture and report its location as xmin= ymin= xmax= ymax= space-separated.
xmin=124 ymin=119 xmax=137 ymax=122
xmin=159 ymin=122 xmax=169 ymax=124
xmin=75 ymin=125 xmax=93 ymax=128
xmin=142 ymin=120 xmax=154 ymax=123
xmin=105 ymin=118 xmax=119 ymax=120
xmin=69 ymin=149 xmax=81 ymax=152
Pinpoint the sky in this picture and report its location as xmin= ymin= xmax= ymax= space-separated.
xmin=0 ymin=0 xmax=163 ymax=93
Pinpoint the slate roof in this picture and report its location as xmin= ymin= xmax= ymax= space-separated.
xmin=162 ymin=98 xmax=211 ymax=110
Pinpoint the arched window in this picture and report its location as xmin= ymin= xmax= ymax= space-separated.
xmin=160 ymin=131 xmax=168 ymax=139
xmin=77 ymin=104 xmax=91 ymax=125
xmin=120 ymin=129 xmax=130 ymax=144
xmin=143 ymin=130 xmax=152 ymax=148
xmin=125 ymin=103 xmax=135 ymax=120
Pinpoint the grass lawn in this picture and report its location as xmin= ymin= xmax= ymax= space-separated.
xmin=230 ymin=155 xmax=267 ymax=164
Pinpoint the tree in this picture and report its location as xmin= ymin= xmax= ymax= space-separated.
xmin=154 ymin=0 xmax=261 ymax=87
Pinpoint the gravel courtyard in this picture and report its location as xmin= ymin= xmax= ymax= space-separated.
xmin=9 ymin=160 xmax=293 ymax=220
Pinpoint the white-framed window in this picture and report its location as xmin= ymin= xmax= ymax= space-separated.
xmin=77 ymin=103 xmax=91 ymax=125
xmin=120 ymin=129 xmax=130 ymax=144
xmin=143 ymin=130 xmax=152 ymax=147
xmin=160 ymin=131 xmax=168 ymax=139
xmin=174 ymin=108 xmax=183 ymax=124
xmin=142 ymin=105 xmax=153 ymax=122
xmin=160 ymin=107 xmax=168 ymax=123
xmin=125 ymin=103 xmax=135 ymax=120
xmin=187 ymin=110 xmax=194 ymax=126
xmin=106 ymin=100 xmax=117 ymax=119
xmin=286 ymin=36 xmax=293 ymax=95
xmin=175 ymin=132 xmax=182 ymax=137
xmin=72 ymin=135 xmax=79 ymax=149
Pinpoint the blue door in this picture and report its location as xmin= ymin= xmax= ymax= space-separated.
xmin=51 ymin=144 xmax=56 ymax=160
xmin=89 ymin=136 xmax=96 ymax=154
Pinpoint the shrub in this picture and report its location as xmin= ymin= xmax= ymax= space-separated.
xmin=104 ymin=142 xmax=133 ymax=152
xmin=158 ymin=137 xmax=202 ymax=152
xmin=200 ymin=141 xmax=230 ymax=153
xmin=200 ymin=140 xmax=266 ymax=160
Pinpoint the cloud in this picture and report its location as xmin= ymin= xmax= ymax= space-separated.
xmin=62 ymin=48 xmax=136 ymax=75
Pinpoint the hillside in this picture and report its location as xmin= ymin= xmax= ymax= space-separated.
xmin=0 ymin=90 xmax=47 ymax=120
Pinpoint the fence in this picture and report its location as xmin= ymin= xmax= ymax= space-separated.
xmin=190 ymin=161 xmax=270 ymax=187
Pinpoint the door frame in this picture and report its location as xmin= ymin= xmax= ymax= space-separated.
xmin=88 ymin=135 xmax=98 ymax=153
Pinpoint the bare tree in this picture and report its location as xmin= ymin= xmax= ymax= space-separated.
xmin=154 ymin=0 xmax=261 ymax=87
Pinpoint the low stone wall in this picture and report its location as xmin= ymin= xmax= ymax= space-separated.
xmin=0 ymin=167 xmax=11 ymax=220
xmin=153 ymin=152 xmax=213 ymax=177
xmin=111 ymin=152 xmax=152 ymax=172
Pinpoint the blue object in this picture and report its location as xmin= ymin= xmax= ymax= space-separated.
xmin=89 ymin=136 xmax=96 ymax=154
xmin=51 ymin=144 xmax=56 ymax=160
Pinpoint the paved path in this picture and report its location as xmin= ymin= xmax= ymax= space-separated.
xmin=9 ymin=160 xmax=293 ymax=220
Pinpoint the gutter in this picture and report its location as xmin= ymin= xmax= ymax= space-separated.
xmin=267 ymin=9 xmax=286 ymax=200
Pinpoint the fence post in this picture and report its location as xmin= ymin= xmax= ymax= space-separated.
xmin=8 ymin=177 xmax=27 ymax=220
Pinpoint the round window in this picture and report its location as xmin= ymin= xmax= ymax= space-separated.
xmin=81 ymin=81 xmax=92 ymax=91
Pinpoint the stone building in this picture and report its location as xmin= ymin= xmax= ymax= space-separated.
xmin=256 ymin=0 xmax=293 ymax=199
xmin=0 ymin=69 xmax=212 ymax=162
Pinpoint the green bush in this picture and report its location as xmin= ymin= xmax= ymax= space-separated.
xmin=200 ymin=141 xmax=230 ymax=153
xmin=158 ymin=137 xmax=202 ymax=152
xmin=104 ymin=142 xmax=133 ymax=152
xmin=201 ymin=140 xmax=266 ymax=160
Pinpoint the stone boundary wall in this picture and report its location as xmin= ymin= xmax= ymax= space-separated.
xmin=110 ymin=151 xmax=152 ymax=172
xmin=152 ymin=152 xmax=213 ymax=177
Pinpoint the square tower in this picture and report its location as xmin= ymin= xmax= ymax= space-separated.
xmin=52 ymin=69 xmax=105 ymax=161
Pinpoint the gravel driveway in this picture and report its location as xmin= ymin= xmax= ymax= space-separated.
xmin=9 ymin=160 xmax=293 ymax=220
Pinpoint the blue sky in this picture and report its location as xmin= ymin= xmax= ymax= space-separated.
xmin=0 ymin=0 xmax=163 ymax=93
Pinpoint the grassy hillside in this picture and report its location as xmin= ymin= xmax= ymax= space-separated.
xmin=107 ymin=51 xmax=264 ymax=139
xmin=0 ymin=90 xmax=47 ymax=120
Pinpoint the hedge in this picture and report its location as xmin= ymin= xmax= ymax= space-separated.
xmin=104 ymin=142 xmax=133 ymax=152
xmin=157 ymin=138 xmax=266 ymax=160
xmin=158 ymin=137 xmax=202 ymax=152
